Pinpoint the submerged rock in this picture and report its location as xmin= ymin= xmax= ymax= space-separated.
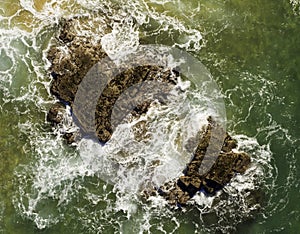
xmin=46 ymin=17 xmax=251 ymax=206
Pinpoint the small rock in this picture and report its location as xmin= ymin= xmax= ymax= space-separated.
xmin=47 ymin=102 xmax=66 ymax=125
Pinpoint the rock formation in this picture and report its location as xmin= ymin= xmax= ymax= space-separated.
xmin=46 ymin=18 xmax=251 ymax=205
xmin=153 ymin=119 xmax=251 ymax=206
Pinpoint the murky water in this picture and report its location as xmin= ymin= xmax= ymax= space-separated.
xmin=0 ymin=0 xmax=299 ymax=233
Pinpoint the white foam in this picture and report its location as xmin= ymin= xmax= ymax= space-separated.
xmin=101 ymin=19 xmax=140 ymax=61
xmin=1 ymin=0 xmax=289 ymax=233
xmin=290 ymin=0 xmax=300 ymax=14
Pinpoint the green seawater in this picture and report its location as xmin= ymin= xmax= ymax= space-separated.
xmin=0 ymin=0 xmax=300 ymax=233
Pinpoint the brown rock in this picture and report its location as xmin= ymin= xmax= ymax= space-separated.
xmin=178 ymin=176 xmax=190 ymax=188
xmin=154 ymin=118 xmax=251 ymax=205
xmin=190 ymin=176 xmax=201 ymax=189
xmin=46 ymin=18 xmax=252 ymax=207
xmin=47 ymin=19 xmax=179 ymax=142
xmin=47 ymin=102 xmax=66 ymax=125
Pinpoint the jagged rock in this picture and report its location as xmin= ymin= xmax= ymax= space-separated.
xmin=47 ymin=102 xmax=65 ymax=125
xmin=46 ymin=17 xmax=252 ymax=206
xmin=47 ymin=18 xmax=178 ymax=142
xmin=63 ymin=132 xmax=79 ymax=145
xmin=47 ymin=20 xmax=107 ymax=104
xmin=156 ymin=120 xmax=251 ymax=205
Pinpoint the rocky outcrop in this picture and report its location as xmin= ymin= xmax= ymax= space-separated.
xmin=47 ymin=18 xmax=108 ymax=104
xmin=46 ymin=17 xmax=251 ymax=205
xmin=152 ymin=119 xmax=251 ymax=206
xmin=47 ymin=102 xmax=66 ymax=125
xmin=47 ymin=18 xmax=178 ymax=142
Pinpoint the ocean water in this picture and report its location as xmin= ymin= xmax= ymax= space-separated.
xmin=0 ymin=0 xmax=299 ymax=233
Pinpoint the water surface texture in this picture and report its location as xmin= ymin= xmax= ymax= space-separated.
xmin=0 ymin=0 xmax=300 ymax=233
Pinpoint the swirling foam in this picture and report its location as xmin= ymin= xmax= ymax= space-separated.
xmin=0 ymin=0 xmax=295 ymax=233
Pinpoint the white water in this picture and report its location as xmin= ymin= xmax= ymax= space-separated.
xmin=290 ymin=0 xmax=300 ymax=13
xmin=1 ymin=0 xmax=297 ymax=233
